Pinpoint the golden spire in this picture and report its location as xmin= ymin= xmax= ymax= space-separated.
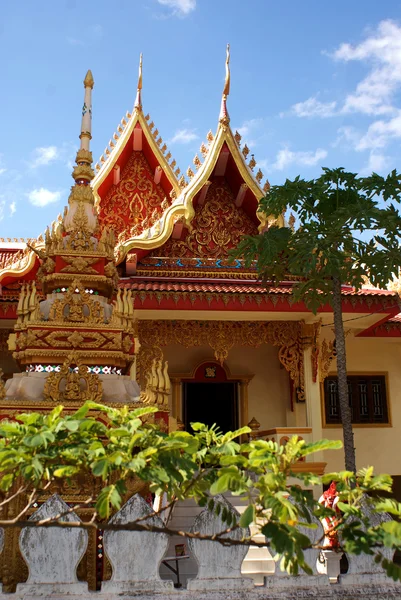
xmin=219 ymin=44 xmax=230 ymax=125
xmin=83 ymin=69 xmax=94 ymax=89
xmin=223 ymin=43 xmax=230 ymax=97
xmin=63 ymin=71 xmax=96 ymax=234
xmin=134 ymin=53 xmax=143 ymax=109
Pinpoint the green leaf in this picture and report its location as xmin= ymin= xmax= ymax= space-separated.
xmin=96 ymin=483 xmax=123 ymax=519
xmin=24 ymin=431 xmax=55 ymax=448
xmin=72 ymin=403 xmax=91 ymax=419
xmin=91 ymin=458 xmax=110 ymax=479
xmin=301 ymin=439 xmax=343 ymax=456
xmin=239 ymin=504 xmax=255 ymax=528
xmin=53 ymin=465 xmax=80 ymax=478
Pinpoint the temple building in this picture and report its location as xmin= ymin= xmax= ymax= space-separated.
xmin=1 ymin=48 xmax=401 ymax=588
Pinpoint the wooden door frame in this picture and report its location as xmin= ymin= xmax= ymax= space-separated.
xmin=170 ymin=360 xmax=253 ymax=428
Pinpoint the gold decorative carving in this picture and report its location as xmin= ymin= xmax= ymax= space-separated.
xmin=16 ymin=281 xmax=41 ymax=324
xmin=111 ymin=288 xmax=135 ymax=330
xmin=248 ymin=155 xmax=256 ymax=171
xmin=149 ymin=180 xmax=258 ymax=259
xmin=98 ymin=151 xmax=167 ymax=241
xmin=139 ymin=359 xmax=170 ymax=409
xmin=0 ymin=368 xmax=5 ymax=401
xmin=49 ymin=280 xmax=105 ymax=324
xmin=138 ymin=320 xmax=305 ymax=401
xmin=319 ymin=339 xmax=336 ymax=383
xmin=60 ymin=256 xmax=99 ymax=274
xmin=43 ymin=352 xmax=103 ymax=402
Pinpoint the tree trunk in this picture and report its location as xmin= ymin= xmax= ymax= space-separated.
xmin=332 ymin=276 xmax=357 ymax=473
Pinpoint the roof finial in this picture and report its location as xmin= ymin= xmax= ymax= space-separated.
xmin=134 ymin=53 xmax=143 ymax=109
xmin=80 ymin=70 xmax=94 ymax=153
xmin=63 ymin=71 xmax=96 ymax=234
xmin=223 ymin=43 xmax=230 ymax=97
xmin=219 ymin=44 xmax=230 ymax=125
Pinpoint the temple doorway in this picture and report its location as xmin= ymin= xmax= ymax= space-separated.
xmin=182 ymin=361 xmax=239 ymax=433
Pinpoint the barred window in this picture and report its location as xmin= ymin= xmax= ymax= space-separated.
xmin=324 ymin=375 xmax=388 ymax=425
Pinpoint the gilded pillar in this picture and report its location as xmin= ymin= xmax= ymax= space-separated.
xmin=303 ymin=344 xmax=323 ymax=439
xmin=170 ymin=377 xmax=181 ymax=420
xmin=239 ymin=378 xmax=250 ymax=428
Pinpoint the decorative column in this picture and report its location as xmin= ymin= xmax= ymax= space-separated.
xmin=300 ymin=323 xmax=323 ymax=437
xmin=238 ymin=377 xmax=252 ymax=428
xmin=170 ymin=376 xmax=181 ymax=419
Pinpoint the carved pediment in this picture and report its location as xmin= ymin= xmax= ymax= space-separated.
xmin=149 ymin=180 xmax=258 ymax=259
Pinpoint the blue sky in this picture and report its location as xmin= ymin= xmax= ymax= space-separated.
xmin=1 ymin=0 xmax=401 ymax=238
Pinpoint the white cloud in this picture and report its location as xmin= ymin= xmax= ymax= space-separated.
xmin=27 ymin=188 xmax=62 ymax=207
xmin=360 ymin=151 xmax=391 ymax=175
xmin=0 ymin=153 xmax=6 ymax=175
xmin=30 ymin=146 xmax=59 ymax=168
xmin=156 ymin=0 xmax=196 ymax=16
xmin=356 ymin=111 xmax=401 ymax=150
xmin=234 ymin=118 xmax=264 ymax=148
xmin=170 ymin=128 xmax=198 ymax=144
xmin=332 ymin=20 xmax=401 ymax=116
xmin=289 ymin=97 xmax=337 ymax=118
xmin=288 ymin=20 xmax=401 ymax=122
xmin=271 ymin=147 xmax=328 ymax=171
xmin=0 ymin=197 xmax=15 ymax=220
xmin=332 ymin=125 xmax=361 ymax=148
xmin=235 ymin=118 xmax=263 ymax=137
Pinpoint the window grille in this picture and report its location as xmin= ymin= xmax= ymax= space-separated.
xmin=324 ymin=375 xmax=388 ymax=425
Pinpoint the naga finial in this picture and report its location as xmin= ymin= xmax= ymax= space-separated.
xmin=223 ymin=43 xmax=230 ymax=97
xmin=135 ymin=53 xmax=143 ymax=109
xmin=219 ymin=44 xmax=231 ymax=125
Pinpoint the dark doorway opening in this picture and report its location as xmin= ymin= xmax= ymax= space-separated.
xmin=183 ymin=382 xmax=238 ymax=433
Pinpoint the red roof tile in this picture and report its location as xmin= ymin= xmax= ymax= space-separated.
xmin=120 ymin=278 xmax=397 ymax=297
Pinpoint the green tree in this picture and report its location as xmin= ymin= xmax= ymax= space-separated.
xmin=233 ymin=167 xmax=401 ymax=473
xmin=1 ymin=402 xmax=401 ymax=579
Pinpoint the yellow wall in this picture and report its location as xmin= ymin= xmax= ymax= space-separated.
xmin=163 ymin=343 xmax=291 ymax=430
xmin=322 ymin=336 xmax=401 ymax=476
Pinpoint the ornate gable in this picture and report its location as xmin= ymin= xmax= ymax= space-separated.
xmin=98 ymin=151 xmax=170 ymax=243
xmin=148 ymin=180 xmax=258 ymax=259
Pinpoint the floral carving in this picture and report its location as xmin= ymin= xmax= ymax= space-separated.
xmin=138 ymin=320 xmax=305 ymax=401
xmin=149 ymin=180 xmax=258 ymax=259
xmin=98 ymin=152 xmax=167 ymax=241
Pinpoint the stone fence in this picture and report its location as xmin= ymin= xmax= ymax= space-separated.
xmin=0 ymin=493 xmax=400 ymax=600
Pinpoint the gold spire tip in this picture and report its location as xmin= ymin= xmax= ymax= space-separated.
xmin=223 ymin=43 xmax=230 ymax=97
xmin=137 ymin=53 xmax=143 ymax=91
xmin=134 ymin=54 xmax=143 ymax=109
xmin=84 ymin=70 xmax=94 ymax=89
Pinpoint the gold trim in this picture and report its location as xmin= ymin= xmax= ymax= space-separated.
xmin=320 ymin=371 xmax=392 ymax=428
xmin=0 ymin=249 xmax=37 ymax=283
xmin=102 ymin=117 xmax=282 ymax=263
xmin=93 ymin=110 xmax=180 ymax=203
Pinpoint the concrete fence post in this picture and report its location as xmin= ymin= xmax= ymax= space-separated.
xmin=102 ymin=493 xmax=174 ymax=593
xmin=187 ymin=495 xmax=253 ymax=591
xmin=16 ymin=494 xmax=88 ymax=595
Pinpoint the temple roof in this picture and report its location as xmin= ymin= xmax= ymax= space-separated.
xmin=93 ymin=49 xmax=278 ymax=265
xmin=0 ymin=241 xmax=39 ymax=285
